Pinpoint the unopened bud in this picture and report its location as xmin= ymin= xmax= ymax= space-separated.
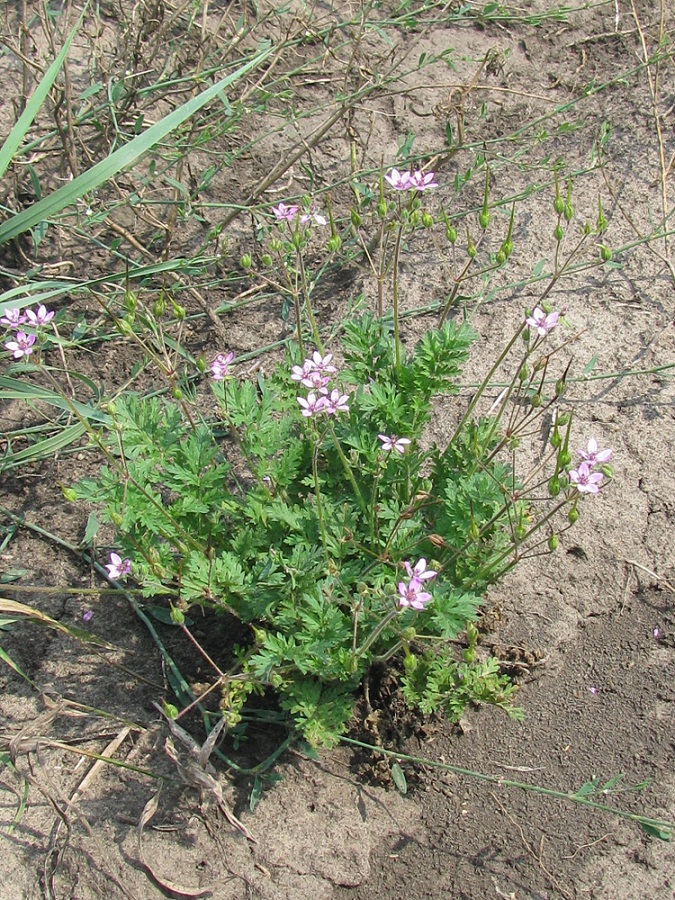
xmin=110 ymin=510 xmax=123 ymax=526
xmin=446 ymin=225 xmax=457 ymax=244
xmin=61 ymin=486 xmax=77 ymax=502
xmin=600 ymin=245 xmax=612 ymax=262
xmin=196 ymin=356 xmax=206 ymax=373
xmin=583 ymin=222 xmax=592 ymax=235
xmin=327 ymin=235 xmax=342 ymax=252
xmin=118 ymin=317 xmax=134 ymax=336
xmin=463 ymin=647 xmax=475 ymax=663
xmin=518 ymin=364 xmax=529 ymax=382
xmin=171 ymin=300 xmax=186 ymax=321
xmin=496 ymin=250 xmax=506 ymax=265
xmin=377 ymin=200 xmax=387 ymax=218
xmin=564 ymin=203 xmax=574 ymax=222
xmin=558 ymin=449 xmax=571 ymax=467
xmin=261 ymin=253 xmax=272 ymax=266
xmin=409 ymin=210 xmax=420 ymax=226
xmin=170 ymin=605 xmax=185 ymax=625
xmin=530 ymin=392 xmax=542 ymax=408
xmin=548 ymin=533 xmax=559 ymax=551
xmin=172 ymin=387 xmax=183 ymax=400
xmin=270 ymin=237 xmax=283 ymax=252
xmin=153 ymin=295 xmax=165 ymax=317
xmin=555 ymin=378 xmax=566 ymax=397
xmin=163 ymin=702 xmax=179 ymax=720
xmin=548 ymin=476 xmax=560 ymax=497
xmin=501 ymin=239 xmax=513 ymax=258
xmin=568 ymin=505 xmax=580 ymax=524
xmin=422 ymin=212 xmax=433 ymax=228
xmin=479 ymin=209 xmax=490 ymax=230
xmin=553 ymin=196 xmax=564 ymax=215
xmin=522 ymin=327 xmax=531 ymax=343
xmin=550 ymin=428 xmax=562 ymax=449
xmin=240 ymin=253 xmax=252 ymax=269
xmin=553 ymin=223 xmax=564 ymax=241
xmin=351 ymin=209 xmax=362 ymax=227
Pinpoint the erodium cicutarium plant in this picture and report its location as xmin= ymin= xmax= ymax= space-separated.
xmin=59 ymin=168 xmax=615 ymax=748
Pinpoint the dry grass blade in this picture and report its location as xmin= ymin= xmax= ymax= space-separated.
xmin=136 ymin=787 xmax=216 ymax=898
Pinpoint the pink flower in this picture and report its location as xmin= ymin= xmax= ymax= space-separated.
xmin=272 ymin=203 xmax=300 ymax=222
xmin=309 ymin=352 xmax=337 ymax=374
xmin=25 ymin=304 xmax=54 ymax=326
xmin=578 ymin=438 xmax=613 ymax=467
xmin=385 ymin=168 xmax=413 ymax=191
xmin=410 ymin=170 xmax=439 ymax=191
xmin=300 ymin=205 xmax=327 ymax=226
xmin=398 ymin=578 xmax=433 ymax=611
xmin=291 ymin=352 xmax=337 ymax=389
xmin=210 ymin=351 xmax=234 ymax=380
xmin=82 ymin=609 xmax=93 ymax=623
xmin=105 ymin=552 xmax=131 ymax=580
xmin=404 ymin=558 xmax=437 ymax=582
xmin=0 ymin=307 xmax=26 ymax=327
xmin=378 ymin=434 xmax=411 ymax=454
xmin=526 ymin=307 xmax=559 ymax=336
xmin=4 ymin=332 xmax=36 ymax=358
xmin=297 ymin=392 xmax=326 ymax=417
xmin=323 ymin=389 xmax=349 ymax=415
xmin=569 ymin=462 xmax=604 ymax=494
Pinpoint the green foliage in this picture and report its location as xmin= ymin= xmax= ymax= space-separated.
xmin=72 ymin=316 xmax=576 ymax=747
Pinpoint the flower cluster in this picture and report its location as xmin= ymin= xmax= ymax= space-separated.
xmin=272 ymin=202 xmax=327 ymax=226
xmin=384 ymin=168 xmax=439 ymax=192
xmin=294 ymin=352 xmax=349 ymax=417
xmin=398 ymin=558 xmax=437 ymax=611
xmin=569 ymin=438 xmax=613 ymax=494
xmin=2 ymin=304 xmax=54 ymax=359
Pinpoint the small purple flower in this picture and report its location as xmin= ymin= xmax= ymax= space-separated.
xmin=299 ymin=205 xmax=327 ymax=226
xmin=404 ymin=558 xmax=437 ymax=582
xmin=398 ymin=577 xmax=433 ymax=611
xmin=384 ymin=168 xmax=413 ymax=191
xmin=105 ymin=552 xmax=131 ymax=580
xmin=210 ymin=351 xmax=234 ymax=380
xmin=569 ymin=462 xmax=604 ymax=494
xmin=323 ymin=389 xmax=350 ymax=415
xmin=82 ymin=609 xmax=93 ymax=623
xmin=652 ymin=627 xmax=662 ymax=640
xmin=578 ymin=438 xmax=613 ymax=467
xmin=588 ymin=686 xmax=599 ymax=696
xmin=410 ymin=170 xmax=439 ymax=191
xmin=4 ymin=332 xmax=36 ymax=358
xmin=0 ymin=307 xmax=26 ymax=327
xmin=272 ymin=203 xmax=299 ymax=222
xmin=309 ymin=351 xmax=337 ymax=374
xmin=378 ymin=434 xmax=411 ymax=454
xmin=25 ymin=304 xmax=54 ymax=327
xmin=297 ymin=392 xmax=326 ymax=417
xmin=526 ymin=306 xmax=559 ymax=336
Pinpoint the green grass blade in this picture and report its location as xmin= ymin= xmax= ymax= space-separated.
xmin=0 ymin=422 xmax=87 ymax=470
xmin=0 ymin=375 xmax=111 ymax=423
xmin=0 ymin=42 xmax=272 ymax=246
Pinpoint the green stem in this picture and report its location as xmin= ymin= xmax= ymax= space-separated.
xmin=327 ymin=421 xmax=368 ymax=517
xmin=354 ymin=606 xmax=399 ymax=659
xmin=339 ymin=737 xmax=674 ymax=837
xmin=312 ymin=443 xmax=328 ymax=550
xmin=297 ymin=250 xmax=322 ymax=352
xmin=392 ymin=224 xmax=404 ymax=374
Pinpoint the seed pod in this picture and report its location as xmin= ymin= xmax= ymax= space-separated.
xmin=600 ymin=245 xmax=612 ymax=262
xmin=170 ymin=605 xmax=185 ymax=625
xmin=550 ymin=428 xmax=562 ymax=449
xmin=351 ymin=209 xmax=362 ymax=227
xmin=553 ymin=196 xmax=564 ymax=215
xmin=240 ymin=253 xmax=252 ymax=269
xmin=409 ymin=210 xmax=420 ymax=226
xmin=568 ymin=505 xmax=580 ymax=524
xmin=531 ymin=392 xmax=542 ymax=408
xmin=270 ymin=237 xmax=283 ymax=252
xmin=328 ymin=235 xmax=342 ymax=251
xmin=172 ymin=387 xmax=183 ymax=400
xmin=153 ymin=295 xmax=165 ymax=317
xmin=563 ymin=203 xmax=574 ymax=222
xmin=171 ymin=300 xmax=186 ymax=321
xmin=555 ymin=378 xmax=566 ymax=397
xmin=496 ymin=250 xmax=506 ymax=265
xmin=548 ymin=533 xmax=559 ymax=551
xmin=261 ymin=253 xmax=272 ymax=266
xmin=558 ymin=449 xmax=571 ymax=467
xmin=548 ymin=476 xmax=560 ymax=497
xmin=501 ymin=239 xmax=513 ymax=258
xmin=422 ymin=212 xmax=433 ymax=228
xmin=196 ymin=356 xmax=206 ymax=373
xmin=61 ymin=486 xmax=78 ymax=502
xmin=377 ymin=199 xmax=387 ymax=218
xmin=479 ymin=209 xmax=490 ymax=230
xmin=446 ymin=225 xmax=457 ymax=244
xmin=518 ymin=364 xmax=529 ymax=382
xmin=554 ymin=223 xmax=564 ymax=241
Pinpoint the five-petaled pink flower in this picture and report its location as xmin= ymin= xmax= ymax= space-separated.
xmin=25 ymin=304 xmax=54 ymax=327
xmin=323 ymin=389 xmax=350 ymax=415
xmin=297 ymin=392 xmax=326 ymax=417
xmin=300 ymin=205 xmax=327 ymax=226
xmin=378 ymin=434 xmax=411 ymax=454
xmin=410 ymin=170 xmax=438 ymax=191
xmin=526 ymin=306 xmax=559 ymax=336
xmin=385 ymin=168 xmax=413 ymax=191
xmin=5 ymin=332 xmax=36 ymax=358
xmin=210 ymin=351 xmax=234 ymax=380
xmin=272 ymin=203 xmax=300 ymax=222
xmin=569 ymin=462 xmax=604 ymax=494
xmin=404 ymin=558 xmax=437 ymax=582
xmin=0 ymin=307 xmax=26 ymax=327
xmin=578 ymin=438 xmax=613 ymax=467
xmin=106 ymin=552 xmax=131 ymax=580
xmin=398 ymin=578 xmax=433 ymax=610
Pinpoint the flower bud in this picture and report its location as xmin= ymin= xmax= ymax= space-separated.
xmin=548 ymin=533 xmax=559 ymax=551
xmin=163 ymin=702 xmax=179 ymax=720
xmin=61 ymin=486 xmax=78 ymax=502
xmin=153 ymin=295 xmax=165 ymax=317
xmin=409 ymin=210 xmax=420 ymax=226
xmin=568 ymin=505 xmax=580 ymax=524
xmin=170 ymin=605 xmax=185 ymax=625
xmin=501 ymin=239 xmax=513 ymax=259
xmin=555 ymin=378 xmax=566 ymax=397
xmin=240 ymin=253 xmax=252 ymax=269
xmin=463 ymin=647 xmax=475 ymax=663
xmin=583 ymin=222 xmax=592 ymax=235
xmin=548 ymin=476 xmax=560 ymax=497
xmin=422 ymin=212 xmax=433 ymax=228
xmin=553 ymin=223 xmax=564 ymax=241
xmin=377 ymin=200 xmax=387 ymax=218
xmin=553 ymin=196 xmax=564 ymax=215
xmin=351 ymin=209 xmax=362 ymax=227
xmin=496 ymin=250 xmax=506 ymax=265
xmin=401 ymin=627 xmax=417 ymax=641
xmin=515 ymin=522 xmax=527 ymax=540
xmin=327 ymin=235 xmax=342 ymax=252
xmin=292 ymin=232 xmax=303 ymax=250
xmin=118 ymin=318 xmax=134 ymax=336
xmin=196 ymin=356 xmax=206 ymax=373
xmin=600 ymin=245 xmax=612 ymax=262
xmin=518 ymin=364 xmax=529 ymax=382
xmin=270 ymin=237 xmax=283 ymax=252
xmin=172 ymin=387 xmax=183 ymax=400
xmin=110 ymin=510 xmax=123 ymax=526
xmin=600 ymin=464 xmax=614 ymax=478
xmin=261 ymin=253 xmax=272 ymax=266
xmin=530 ymin=392 xmax=542 ymax=408
xmin=558 ymin=449 xmax=571 ymax=467
xmin=522 ymin=327 xmax=531 ymax=343
xmin=564 ymin=203 xmax=574 ymax=222
xmin=467 ymin=238 xmax=477 ymax=258
xmin=124 ymin=291 xmax=138 ymax=313
xmin=171 ymin=300 xmax=186 ymax=321
xmin=479 ymin=209 xmax=490 ymax=230
xmin=403 ymin=654 xmax=418 ymax=673
xmin=469 ymin=521 xmax=480 ymax=540
xmin=550 ymin=428 xmax=562 ymax=448
xmin=446 ymin=225 xmax=457 ymax=244
xmin=557 ymin=412 xmax=569 ymax=426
